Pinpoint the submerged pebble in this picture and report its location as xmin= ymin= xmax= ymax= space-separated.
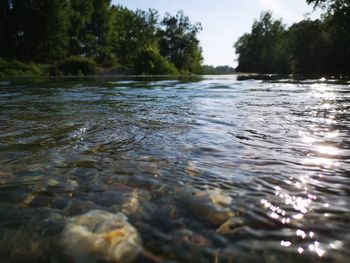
xmin=0 ymin=228 xmax=48 ymax=262
xmin=217 ymin=217 xmax=245 ymax=235
xmin=178 ymin=189 xmax=236 ymax=226
xmin=185 ymin=161 xmax=200 ymax=177
xmin=82 ymin=180 xmax=108 ymax=192
xmin=197 ymin=188 xmax=232 ymax=207
xmin=61 ymin=210 xmax=142 ymax=263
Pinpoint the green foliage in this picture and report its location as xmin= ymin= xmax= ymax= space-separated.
xmin=111 ymin=6 xmax=159 ymax=69
xmin=134 ymin=46 xmax=178 ymax=75
xmin=85 ymin=0 xmax=113 ymax=62
xmin=0 ymin=0 xmax=70 ymax=62
xmin=306 ymin=0 xmax=349 ymax=11
xmin=52 ymin=56 xmax=97 ymax=76
xmin=284 ymin=20 xmax=330 ymax=74
xmin=0 ymin=1 xmax=203 ymax=76
xmin=158 ymin=11 xmax=203 ymax=74
xmin=234 ymin=12 xmax=287 ymax=73
xmin=234 ymin=6 xmax=350 ymax=75
xmin=307 ymin=0 xmax=350 ymax=73
xmin=0 ymin=58 xmax=48 ymax=77
xmin=68 ymin=0 xmax=94 ymax=56
xmin=202 ymin=65 xmax=235 ymax=75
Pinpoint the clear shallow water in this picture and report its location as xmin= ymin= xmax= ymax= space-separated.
xmin=0 ymin=76 xmax=349 ymax=262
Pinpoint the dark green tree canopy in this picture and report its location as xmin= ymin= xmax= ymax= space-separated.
xmin=0 ymin=1 xmax=203 ymax=75
xmin=68 ymin=0 xmax=94 ymax=56
xmin=306 ymin=0 xmax=349 ymax=11
xmin=0 ymin=0 xmax=69 ymax=62
xmin=285 ymin=20 xmax=330 ymax=74
xmin=307 ymin=0 xmax=350 ymax=73
xmin=234 ymin=0 xmax=350 ymax=75
xmin=234 ymin=12 xmax=287 ymax=73
xmin=111 ymin=6 xmax=160 ymax=68
xmin=158 ymin=11 xmax=203 ymax=73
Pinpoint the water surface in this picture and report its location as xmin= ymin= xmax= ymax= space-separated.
xmin=0 ymin=76 xmax=349 ymax=262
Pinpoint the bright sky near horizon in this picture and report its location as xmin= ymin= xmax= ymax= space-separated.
xmin=112 ymin=0 xmax=320 ymax=67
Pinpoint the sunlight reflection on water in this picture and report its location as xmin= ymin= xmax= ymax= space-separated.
xmin=0 ymin=77 xmax=349 ymax=262
xmin=252 ymin=81 xmax=350 ymax=259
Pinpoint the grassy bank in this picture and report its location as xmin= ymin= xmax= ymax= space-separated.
xmin=0 ymin=57 xmax=197 ymax=77
xmin=0 ymin=58 xmax=49 ymax=77
xmin=0 ymin=57 xmax=99 ymax=77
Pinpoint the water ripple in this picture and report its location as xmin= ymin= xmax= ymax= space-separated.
xmin=0 ymin=77 xmax=349 ymax=262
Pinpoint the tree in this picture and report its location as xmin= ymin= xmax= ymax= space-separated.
xmin=0 ymin=0 xmax=69 ymax=62
xmin=0 ymin=2 xmax=204 ymax=75
xmin=158 ymin=11 xmax=203 ymax=73
xmin=306 ymin=0 xmax=349 ymax=11
xmin=34 ymin=0 xmax=70 ymax=62
xmin=0 ymin=0 xmax=11 ymax=59
xmin=306 ymin=0 xmax=350 ymax=73
xmin=68 ymin=0 xmax=94 ymax=56
xmin=85 ymin=0 xmax=113 ymax=62
xmin=134 ymin=45 xmax=178 ymax=75
xmin=202 ymin=65 xmax=235 ymax=75
xmin=234 ymin=33 xmax=255 ymax=72
xmin=285 ymin=20 xmax=330 ymax=74
xmin=234 ymin=12 xmax=287 ymax=73
xmin=111 ymin=6 xmax=159 ymax=69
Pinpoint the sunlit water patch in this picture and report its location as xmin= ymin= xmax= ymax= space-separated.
xmin=0 ymin=76 xmax=349 ymax=263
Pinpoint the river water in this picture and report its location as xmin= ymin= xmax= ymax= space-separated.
xmin=0 ymin=76 xmax=349 ymax=262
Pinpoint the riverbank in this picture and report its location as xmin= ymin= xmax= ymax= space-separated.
xmin=0 ymin=57 xmax=99 ymax=77
xmin=1 ymin=59 xmax=349 ymax=85
xmin=0 ymin=58 xmax=195 ymax=78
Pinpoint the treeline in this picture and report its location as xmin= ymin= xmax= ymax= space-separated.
xmin=0 ymin=0 xmax=203 ymax=75
xmin=202 ymin=65 xmax=235 ymax=75
xmin=234 ymin=0 xmax=350 ymax=75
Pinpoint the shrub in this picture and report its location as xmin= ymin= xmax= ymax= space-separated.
xmin=52 ymin=56 xmax=97 ymax=76
xmin=0 ymin=58 xmax=47 ymax=77
xmin=134 ymin=47 xmax=179 ymax=75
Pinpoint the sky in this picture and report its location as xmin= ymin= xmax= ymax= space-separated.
xmin=112 ymin=0 xmax=321 ymax=67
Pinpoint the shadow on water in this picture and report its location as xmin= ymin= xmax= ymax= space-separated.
xmin=236 ymin=73 xmax=350 ymax=85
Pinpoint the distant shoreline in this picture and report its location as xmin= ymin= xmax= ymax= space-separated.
xmin=1 ymin=72 xmax=349 ymax=85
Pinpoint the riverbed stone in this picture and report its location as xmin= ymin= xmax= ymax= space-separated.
xmin=216 ymin=217 xmax=245 ymax=235
xmin=0 ymin=171 xmax=13 ymax=178
xmin=178 ymin=189 xmax=236 ymax=226
xmin=51 ymin=196 xmax=71 ymax=210
xmin=185 ymin=161 xmax=200 ymax=177
xmin=121 ymin=189 xmax=152 ymax=216
xmin=58 ymin=179 xmax=79 ymax=192
xmin=82 ymin=179 xmax=109 ymax=192
xmin=0 ymin=189 xmax=27 ymax=204
xmin=0 ymin=228 xmax=48 ymax=262
xmin=64 ymin=200 xmax=100 ymax=216
xmin=61 ymin=210 xmax=142 ymax=263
